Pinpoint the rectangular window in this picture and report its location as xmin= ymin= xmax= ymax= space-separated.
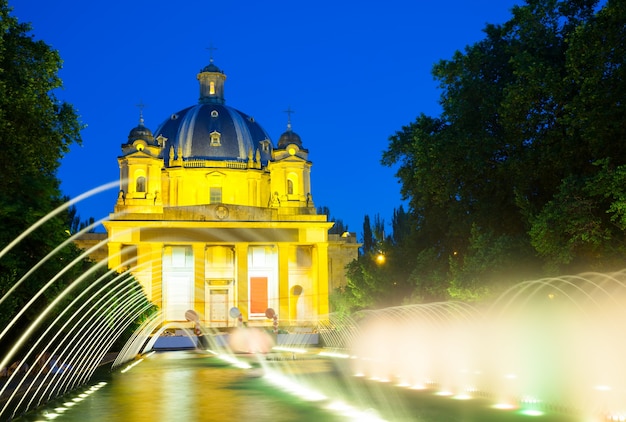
xmin=251 ymin=246 xmax=267 ymax=267
xmin=120 ymin=244 xmax=138 ymax=268
xmin=296 ymin=246 xmax=312 ymax=267
xmin=210 ymin=187 xmax=222 ymax=203
xmin=171 ymin=246 xmax=191 ymax=268
xmin=250 ymin=276 xmax=268 ymax=314
xmin=164 ymin=275 xmax=193 ymax=321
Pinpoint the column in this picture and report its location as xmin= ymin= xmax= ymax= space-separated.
xmin=314 ymin=243 xmax=330 ymax=318
xmin=277 ymin=243 xmax=290 ymax=324
xmin=107 ymin=242 xmax=122 ymax=270
xmin=192 ymin=244 xmax=206 ymax=321
xmin=135 ymin=243 xmax=153 ymax=300
xmin=235 ymin=243 xmax=249 ymax=321
xmin=149 ymin=243 xmax=163 ymax=311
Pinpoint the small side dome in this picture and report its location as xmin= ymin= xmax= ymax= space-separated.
xmin=277 ymin=129 xmax=302 ymax=148
xmin=128 ymin=122 xmax=154 ymax=143
xmin=201 ymin=62 xmax=223 ymax=74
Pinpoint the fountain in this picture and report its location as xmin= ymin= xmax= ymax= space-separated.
xmin=330 ymin=273 xmax=626 ymax=420
xmin=0 ymin=184 xmax=158 ymax=421
xmin=2 ymin=190 xmax=625 ymax=421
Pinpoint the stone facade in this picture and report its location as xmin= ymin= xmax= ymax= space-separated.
xmin=75 ymin=60 xmax=360 ymax=330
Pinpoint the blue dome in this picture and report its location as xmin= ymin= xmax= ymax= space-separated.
xmin=277 ymin=129 xmax=302 ymax=148
xmin=155 ymin=103 xmax=273 ymax=164
xmin=201 ymin=62 xmax=223 ymax=73
xmin=127 ymin=122 xmax=154 ymax=143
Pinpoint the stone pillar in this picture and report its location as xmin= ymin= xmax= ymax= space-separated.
xmin=314 ymin=243 xmax=330 ymax=318
xmin=277 ymin=243 xmax=290 ymax=325
xmin=107 ymin=242 xmax=122 ymax=270
xmin=193 ymin=244 xmax=206 ymax=322
xmin=149 ymin=243 xmax=163 ymax=311
xmin=134 ymin=243 xmax=153 ymax=300
xmin=235 ymin=243 xmax=249 ymax=321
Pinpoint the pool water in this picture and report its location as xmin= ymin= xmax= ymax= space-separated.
xmin=18 ymin=350 xmax=581 ymax=422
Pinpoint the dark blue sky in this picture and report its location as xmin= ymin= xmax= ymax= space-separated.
xmin=12 ymin=0 xmax=521 ymax=235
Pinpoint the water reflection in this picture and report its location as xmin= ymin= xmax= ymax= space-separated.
xmin=18 ymin=349 xmax=580 ymax=422
xmin=33 ymin=351 xmax=340 ymax=422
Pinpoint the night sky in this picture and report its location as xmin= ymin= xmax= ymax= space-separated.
xmin=11 ymin=0 xmax=521 ymax=234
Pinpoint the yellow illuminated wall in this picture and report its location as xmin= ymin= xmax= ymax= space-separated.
xmin=101 ymin=64 xmax=359 ymax=330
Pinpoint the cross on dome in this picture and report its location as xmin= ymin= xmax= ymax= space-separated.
xmin=283 ymin=105 xmax=295 ymax=131
xmin=206 ymin=43 xmax=218 ymax=63
xmin=135 ymin=100 xmax=147 ymax=125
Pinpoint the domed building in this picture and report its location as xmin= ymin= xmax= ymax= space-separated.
xmin=103 ymin=60 xmax=358 ymax=332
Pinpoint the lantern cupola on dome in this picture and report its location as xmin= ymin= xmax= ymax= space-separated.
xmin=277 ymin=106 xmax=303 ymax=149
xmin=127 ymin=110 xmax=154 ymax=144
xmin=153 ymin=59 xmax=273 ymax=164
xmin=197 ymin=58 xmax=226 ymax=105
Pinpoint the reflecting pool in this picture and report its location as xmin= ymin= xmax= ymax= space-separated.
xmin=18 ymin=351 xmax=343 ymax=422
xmin=17 ymin=350 xmax=580 ymax=422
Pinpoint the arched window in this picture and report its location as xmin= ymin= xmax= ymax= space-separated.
xmin=136 ymin=176 xmax=146 ymax=193
xmin=287 ymin=173 xmax=298 ymax=196
xmin=210 ymin=81 xmax=215 ymax=95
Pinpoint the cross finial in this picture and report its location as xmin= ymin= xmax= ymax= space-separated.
xmin=206 ymin=42 xmax=218 ymax=63
xmin=135 ymin=100 xmax=147 ymax=125
xmin=284 ymin=105 xmax=295 ymax=130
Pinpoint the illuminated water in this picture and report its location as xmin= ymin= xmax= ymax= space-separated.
xmin=14 ymin=350 xmax=580 ymax=422
xmin=341 ymin=272 xmax=626 ymax=421
xmin=16 ymin=351 xmax=339 ymax=422
xmin=1 ymin=191 xmax=624 ymax=421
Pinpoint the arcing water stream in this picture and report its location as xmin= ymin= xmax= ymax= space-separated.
xmin=1 ymin=190 xmax=625 ymax=421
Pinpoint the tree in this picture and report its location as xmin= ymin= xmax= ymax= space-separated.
xmin=362 ymin=214 xmax=374 ymax=254
xmin=522 ymin=0 xmax=626 ymax=272
xmin=530 ymin=160 xmax=626 ymax=273
xmin=382 ymin=0 xmax=626 ymax=301
xmin=0 ymin=0 xmax=84 ymax=355
xmin=390 ymin=205 xmax=412 ymax=247
xmin=0 ymin=1 xmax=82 ymax=241
xmin=565 ymin=0 xmax=626 ymax=161
xmin=340 ymin=209 xmax=416 ymax=310
xmin=317 ymin=205 xmax=349 ymax=235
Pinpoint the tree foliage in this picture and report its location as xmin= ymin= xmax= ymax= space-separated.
xmin=341 ymin=0 xmax=626 ymax=309
xmin=361 ymin=215 xmax=374 ymax=254
xmin=336 ymin=209 xmax=417 ymax=311
xmin=317 ymin=205 xmax=349 ymax=235
xmin=0 ymin=0 xmax=85 ymax=326
xmin=0 ymin=2 xmax=148 ymax=359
